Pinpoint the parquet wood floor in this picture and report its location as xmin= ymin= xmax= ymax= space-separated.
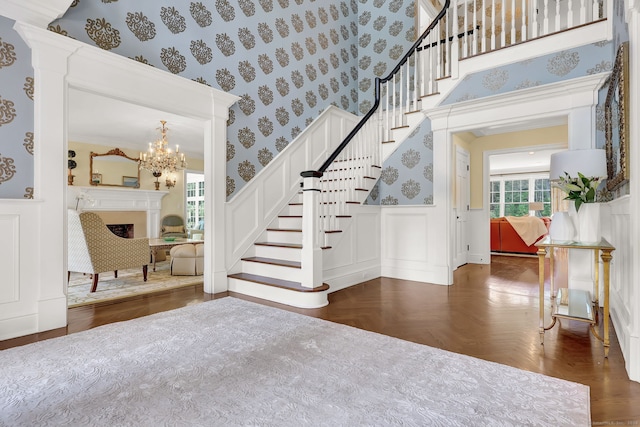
xmin=2 ymin=254 xmax=639 ymax=425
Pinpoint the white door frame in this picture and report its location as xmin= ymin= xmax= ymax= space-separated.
xmin=454 ymin=145 xmax=470 ymax=268
xmin=9 ymin=22 xmax=236 ymax=337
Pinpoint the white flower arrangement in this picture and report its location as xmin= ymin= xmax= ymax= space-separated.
xmin=551 ymin=172 xmax=602 ymax=212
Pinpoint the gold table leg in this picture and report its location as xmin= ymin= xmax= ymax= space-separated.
xmin=538 ymin=247 xmax=547 ymax=344
xmin=601 ymin=249 xmax=612 ymax=358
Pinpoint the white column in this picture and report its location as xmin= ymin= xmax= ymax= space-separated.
xmin=15 ymin=23 xmax=78 ymax=333
xmin=428 ymin=116 xmax=455 ymax=285
xmin=300 ymin=173 xmax=323 ymax=288
xmin=204 ymin=104 xmax=230 ymax=294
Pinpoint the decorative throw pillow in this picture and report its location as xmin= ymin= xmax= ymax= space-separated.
xmin=163 ymin=225 xmax=184 ymax=233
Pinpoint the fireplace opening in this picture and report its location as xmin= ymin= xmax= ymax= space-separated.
xmin=107 ymin=224 xmax=134 ymax=239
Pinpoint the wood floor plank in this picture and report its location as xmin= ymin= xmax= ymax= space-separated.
xmin=1 ymin=255 xmax=639 ymax=424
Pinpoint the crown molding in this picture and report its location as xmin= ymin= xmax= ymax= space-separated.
xmin=0 ymin=0 xmax=73 ymax=27
xmin=427 ymin=73 xmax=607 ymax=132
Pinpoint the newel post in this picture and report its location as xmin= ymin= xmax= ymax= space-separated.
xmin=300 ymin=171 xmax=323 ymax=288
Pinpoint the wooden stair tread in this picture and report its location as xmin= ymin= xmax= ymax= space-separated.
xmin=279 ymin=215 xmax=302 ymax=218
xmin=267 ymin=228 xmax=301 ymax=232
xmin=255 ymin=242 xmax=302 ymax=249
xmin=228 ymin=273 xmax=329 ymax=293
xmin=256 ymin=241 xmax=332 ymax=250
xmin=241 ymin=257 xmax=301 ymax=268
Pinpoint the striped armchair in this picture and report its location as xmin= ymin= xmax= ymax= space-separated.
xmin=68 ymin=210 xmax=150 ymax=292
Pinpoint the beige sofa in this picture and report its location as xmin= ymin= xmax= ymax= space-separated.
xmin=169 ymin=243 xmax=204 ymax=276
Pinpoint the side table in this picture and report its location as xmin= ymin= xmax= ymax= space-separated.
xmin=536 ymin=236 xmax=615 ymax=357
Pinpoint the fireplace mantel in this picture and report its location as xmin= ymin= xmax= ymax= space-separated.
xmin=67 ymin=186 xmax=169 ymax=238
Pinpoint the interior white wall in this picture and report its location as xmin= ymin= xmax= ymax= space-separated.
xmin=622 ymin=0 xmax=640 ymax=382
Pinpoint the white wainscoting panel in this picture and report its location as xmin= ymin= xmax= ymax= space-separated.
xmin=468 ymin=208 xmax=490 ymax=264
xmin=323 ymin=206 xmax=381 ymax=292
xmin=225 ymin=106 xmax=358 ymax=271
xmin=381 ymin=206 xmax=450 ymax=285
xmin=0 ymin=214 xmax=19 ymax=304
xmin=603 ymin=196 xmax=633 ymax=371
xmin=0 ymin=200 xmax=66 ymax=341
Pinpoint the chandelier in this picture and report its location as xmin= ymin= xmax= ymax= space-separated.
xmin=139 ymin=120 xmax=187 ymax=190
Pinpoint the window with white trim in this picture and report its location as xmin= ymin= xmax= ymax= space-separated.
xmin=186 ymin=172 xmax=205 ymax=230
xmin=489 ymin=173 xmax=551 ymax=218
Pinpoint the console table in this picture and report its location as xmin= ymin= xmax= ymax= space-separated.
xmin=536 ymin=237 xmax=615 ymax=357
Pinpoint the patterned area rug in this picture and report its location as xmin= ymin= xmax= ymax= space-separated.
xmin=0 ymin=298 xmax=590 ymax=426
xmin=67 ymin=260 xmax=203 ymax=307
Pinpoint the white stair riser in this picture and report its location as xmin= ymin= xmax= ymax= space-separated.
xmin=277 ymin=216 xmax=302 ymax=229
xmin=266 ymin=230 xmax=302 ymax=245
xmin=228 ymin=278 xmax=328 ymax=309
xmin=254 ymin=245 xmax=301 ymax=262
xmin=285 ymin=204 xmax=303 ymax=216
xmin=405 ymin=111 xmax=424 ymax=128
xmin=240 ymin=261 xmax=301 ymax=282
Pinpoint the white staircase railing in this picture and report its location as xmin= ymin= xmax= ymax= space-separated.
xmin=299 ymin=0 xmax=608 ymax=288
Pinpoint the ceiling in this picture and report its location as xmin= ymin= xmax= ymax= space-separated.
xmin=68 ymin=88 xmax=206 ymax=158
xmin=489 ymin=148 xmax=565 ymax=175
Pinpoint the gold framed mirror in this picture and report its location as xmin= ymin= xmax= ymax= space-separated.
xmin=604 ymin=42 xmax=629 ymax=191
xmin=89 ymin=148 xmax=140 ymax=188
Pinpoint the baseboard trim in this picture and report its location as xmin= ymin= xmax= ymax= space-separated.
xmin=324 ymin=265 xmax=381 ymax=293
xmin=381 ymin=265 xmax=450 ymax=285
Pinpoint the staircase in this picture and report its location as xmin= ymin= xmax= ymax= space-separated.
xmin=227 ymin=0 xmax=609 ymax=308
xmin=228 ymin=156 xmax=381 ymax=308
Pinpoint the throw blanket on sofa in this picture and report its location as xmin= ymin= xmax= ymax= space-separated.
xmin=505 ymin=216 xmax=548 ymax=246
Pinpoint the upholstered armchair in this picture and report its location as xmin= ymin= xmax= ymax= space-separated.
xmin=68 ymin=210 xmax=150 ymax=292
xmin=160 ymin=214 xmax=188 ymax=238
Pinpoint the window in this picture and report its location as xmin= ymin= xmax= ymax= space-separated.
xmin=489 ymin=181 xmax=500 ymax=218
xmin=186 ymin=172 xmax=205 ymax=230
xmin=533 ymin=179 xmax=552 ymax=217
xmin=187 ymin=182 xmax=196 ymax=198
xmin=489 ymin=174 xmax=551 ymax=218
xmin=504 ymin=179 xmax=529 ymax=217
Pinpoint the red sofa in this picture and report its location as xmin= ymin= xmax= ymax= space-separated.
xmin=490 ymin=217 xmax=551 ymax=254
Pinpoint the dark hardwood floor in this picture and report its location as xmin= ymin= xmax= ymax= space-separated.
xmin=2 ymin=254 xmax=639 ymax=425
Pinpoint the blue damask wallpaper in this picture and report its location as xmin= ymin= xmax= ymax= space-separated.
xmin=356 ymin=0 xmax=416 ymax=114
xmin=441 ymin=41 xmax=613 ymax=105
xmin=365 ymin=120 xmax=434 ymax=205
xmin=0 ymin=0 xmax=629 ymax=204
xmin=48 ymin=0 xmax=416 ymax=199
xmin=0 ymin=15 xmax=34 ymax=199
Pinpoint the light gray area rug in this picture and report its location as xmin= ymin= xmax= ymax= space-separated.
xmin=0 ymin=297 xmax=590 ymax=426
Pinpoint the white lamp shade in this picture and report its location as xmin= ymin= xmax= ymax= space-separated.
xmin=549 ymin=149 xmax=607 ymax=180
